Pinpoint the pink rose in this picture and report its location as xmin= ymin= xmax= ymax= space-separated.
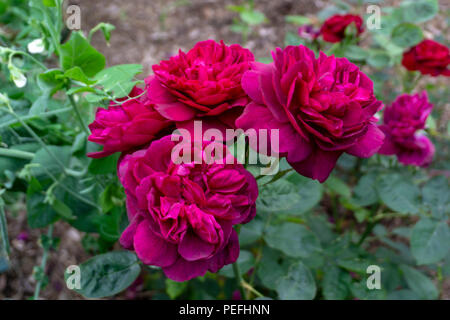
xmin=118 ymin=135 xmax=258 ymax=281
xmin=236 ymin=45 xmax=384 ymax=182
xmin=378 ymin=92 xmax=435 ymax=167
xmin=87 ymin=87 xmax=172 ymax=158
xmin=145 ymin=40 xmax=254 ymax=135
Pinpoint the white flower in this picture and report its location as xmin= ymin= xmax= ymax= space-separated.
xmin=10 ymin=67 xmax=27 ymax=88
xmin=27 ymin=39 xmax=45 ymax=54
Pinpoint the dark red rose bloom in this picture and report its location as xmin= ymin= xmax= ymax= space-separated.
xmin=87 ymin=87 xmax=172 ymax=158
xmin=402 ymin=39 xmax=450 ymax=77
xmin=236 ymin=45 xmax=384 ymax=182
xmin=145 ymin=40 xmax=254 ymax=135
xmin=118 ymin=136 xmax=258 ymax=281
xmin=320 ymin=14 xmax=364 ymax=43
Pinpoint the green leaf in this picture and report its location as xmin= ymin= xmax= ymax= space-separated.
xmin=400 ymin=265 xmax=438 ymax=300
xmin=352 ymin=172 xmax=379 ymax=206
xmin=26 ymin=180 xmax=58 ymax=228
xmin=343 ymin=45 xmax=368 ymax=61
xmin=90 ymin=22 xmax=115 ymax=44
xmin=64 ymin=66 xmax=96 ymax=85
xmin=88 ymin=153 xmax=120 ymax=175
xmin=387 ymin=289 xmax=420 ymax=300
xmin=275 ymin=262 xmax=316 ymax=300
xmin=376 ymin=173 xmax=420 ymax=214
xmin=257 ymin=174 xmax=322 ymax=216
xmin=401 ymin=0 xmax=439 ymax=23
xmin=350 ymin=280 xmax=386 ymax=300
xmin=322 ymin=266 xmax=351 ymax=300
xmin=67 ymin=251 xmax=141 ymax=298
xmin=240 ymin=10 xmax=266 ymax=25
xmin=239 ymin=219 xmax=264 ymax=246
xmin=166 ymin=278 xmax=188 ymax=299
xmin=60 ymin=32 xmax=106 ymax=77
xmin=285 ymin=15 xmax=311 ymax=25
xmin=37 ymin=69 xmax=65 ymax=96
xmin=94 ymin=64 xmax=143 ymax=98
xmin=31 ymin=145 xmax=72 ymax=178
xmin=325 ymin=175 xmax=351 ymax=198
xmin=391 ymin=23 xmax=423 ymax=48
xmin=367 ymin=51 xmax=391 ymax=68
xmin=51 ymin=198 xmax=75 ymax=220
xmin=410 ymin=218 xmax=450 ymax=265
xmin=219 ymin=250 xmax=254 ymax=277
xmin=264 ymin=223 xmax=321 ymax=258
xmin=422 ymin=176 xmax=450 ymax=219
xmin=29 ymin=96 xmax=49 ymax=115
xmin=256 ymin=246 xmax=292 ymax=289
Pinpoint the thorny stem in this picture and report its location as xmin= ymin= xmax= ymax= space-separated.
xmin=33 ymin=224 xmax=53 ymax=300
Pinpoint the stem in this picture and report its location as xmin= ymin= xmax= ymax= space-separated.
xmin=232 ymin=224 xmax=247 ymax=299
xmin=33 ymin=224 xmax=53 ymax=300
xmin=232 ymin=260 xmax=247 ymax=300
xmin=0 ymin=148 xmax=34 ymax=160
xmin=356 ymin=221 xmax=376 ymax=246
xmin=357 ymin=204 xmax=381 ymax=246
xmin=0 ymin=201 xmax=10 ymax=255
xmin=8 ymin=110 xmax=67 ymax=172
xmin=241 ymin=280 xmax=264 ymax=298
xmin=0 ymin=107 xmax=72 ymax=129
xmin=68 ymin=95 xmax=90 ymax=135
xmin=40 ymin=166 xmax=100 ymax=209
xmin=330 ymin=193 xmax=340 ymax=232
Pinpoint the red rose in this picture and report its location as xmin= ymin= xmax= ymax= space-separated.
xmin=402 ymin=39 xmax=450 ymax=77
xmin=320 ymin=14 xmax=364 ymax=43
xmin=145 ymin=40 xmax=254 ymax=135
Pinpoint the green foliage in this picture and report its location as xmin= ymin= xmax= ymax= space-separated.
xmin=65 ymin=251 xmax=141 ymax=298
xmin=60 ymin=32 xmax=106 ymax=77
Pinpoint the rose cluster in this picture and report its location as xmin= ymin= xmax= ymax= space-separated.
xmin=87 ymin=36 xmax=436 ymax=280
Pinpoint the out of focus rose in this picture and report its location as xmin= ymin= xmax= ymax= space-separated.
xmin=298 ymin=25 xmax=320 ymax=41
xmin=87 ymin=87 xmax=172 ymax=158
xmin=118 ymin=135 xmax=258 ymax=281
xmin=402 ymin=39 xmax=450 ymax=77
xmin=236 ymin=45 xmax=384 ymax=182
xmin=378 ymin=92 xmax=435 ymax=167
xmin=319 ymin=14 xmax=364 ymax=43
xmin=145 ymin=40 xmax=254 ymax=135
